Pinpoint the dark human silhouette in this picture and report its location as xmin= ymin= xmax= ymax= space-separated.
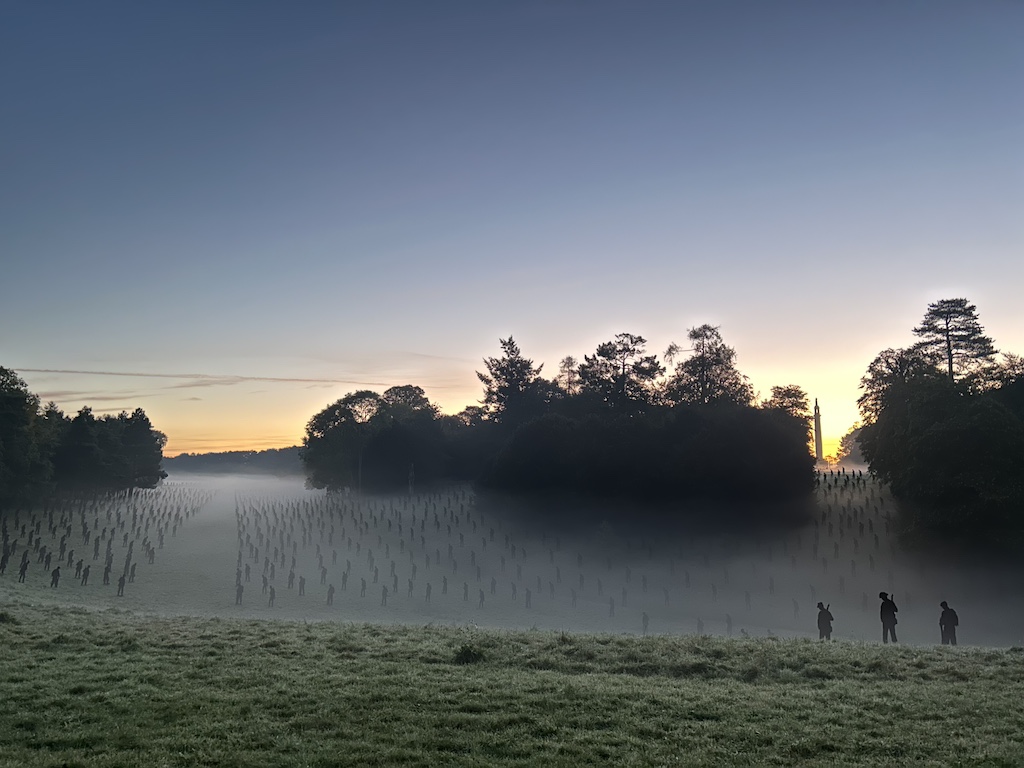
xmin=50 ymin=566 xmax=60 ymax=588
xmin=327 ymin=584 xmax=335 ymax=606
xmin=81 ymin=565 xmax=90 ymax=585
xmin=268 ymin=585 xmax=276 ymax=607
xmin=939 ymin=601 xmax=959 ymax=645
xmin=117 ymin=574 xmax=126 ymax=596
xmin=816 ymin=602 xmax=833 ymax=640
xmin=879 ymin=591 xmax=898 ymax=643
xmin=236 ymin=583 xmax=243 ymax=605
xmin=18 ymin=560 xmax=28 ymax=582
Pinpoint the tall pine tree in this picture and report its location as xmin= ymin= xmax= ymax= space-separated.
xmin=912 ymin=298 xmax=997 ymax=385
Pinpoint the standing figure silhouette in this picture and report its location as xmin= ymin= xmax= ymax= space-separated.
xmin=879 ymin=592 xmax=898 ymax=643
xmin=939 ymin=601 xmax=959 ymax=645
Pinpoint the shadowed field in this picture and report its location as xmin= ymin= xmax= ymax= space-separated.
xmin=1 ymin=600 xmax=1022 ymax=767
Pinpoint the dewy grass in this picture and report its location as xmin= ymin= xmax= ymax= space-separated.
xmin=1 ymin=600 xmax=1022 ymax=767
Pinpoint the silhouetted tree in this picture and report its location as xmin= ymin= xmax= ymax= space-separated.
xmin=762 ymin=385 xmax=812 ymax=444
xmin=996 ymin=353 xmax=1024 ymax=386
xmin=666 ymin=325 xmax=753 ymax=406
xmin=476 ymin=337 xmax=545 ymax=427
xmin=556 ymin=356 xmax=581 ymax=396
xmin=117 ymin=408 xmax=167 ymax=487
xmin=859 ymin=373 xmax=1024 ymax=537
xmin=455 ymin=405 xmax=487 ymax=427
xmin=302 ymin=390 xmax=384 ymax=490
xmin=0 ymin=368 xmax=51 ymax=501
xmin=301 ymin=387 xmax=454 ymax=491
xmin=857 ymin=346 xmax=940 ymax=423
xmin=912 ymin=298 xmax=997 ymax=386
xmin=53 ymin=407 xmax=108 ymax=489
xmin=836 ymin=426 xmax=864 ymax=465
xmin=578 ymin=333 xmax=663 ymax=410
xmin=381 ymin=385 xmax=437 ymax=417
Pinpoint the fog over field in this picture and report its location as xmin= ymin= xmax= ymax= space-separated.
xmin=3 ymin=473 xmax=1022 ymax=648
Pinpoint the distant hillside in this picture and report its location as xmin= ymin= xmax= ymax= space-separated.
xmin=164 ymin=446 xmax=303 ymax=476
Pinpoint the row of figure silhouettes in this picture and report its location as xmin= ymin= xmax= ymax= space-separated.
xmin=816 ymin=592 xmax=958 ymax=645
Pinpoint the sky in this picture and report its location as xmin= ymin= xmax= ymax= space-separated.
xmin=2 ymin=1 xmax=1022 ymax=457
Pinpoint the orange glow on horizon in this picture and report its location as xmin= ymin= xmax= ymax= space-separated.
xmin=162 ymin=426 xmax=849 ymax=460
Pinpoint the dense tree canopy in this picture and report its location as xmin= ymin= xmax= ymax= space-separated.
xmin=476 ymin=337 xmax=547 ymax=428
xmin=302 ymin=388 xmax=451 ymax=491
xmin=761 ymin=385 xmax=812 ymax=445
xmin=858 ymin=346 xmax=939 ymax=423
xmin=857 ymin=299 xmax=1024 ymax=543
xmin=0 ymin=367 xmax=166 ymax=503
xmin=578 ymin=333 xmax=664 ymax=411
xmin=0 ymin=368 xmax=50 ymax=501
xmin=300 ymin=332 xmax=815 ymax=514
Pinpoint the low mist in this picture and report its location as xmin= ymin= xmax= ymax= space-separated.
xmin=4 ymin=471 xmax=1022 ymax=648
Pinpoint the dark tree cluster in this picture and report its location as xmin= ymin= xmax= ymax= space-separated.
xmin=302 ymin=386 xmax=453 ymax=491
xmin=0 ymin=367 xmax=167 ymax=504
xmin=856 ymin=299 xmax=1024 ymax=543
xmin=485 ymin=406 xmax=813 ymax=505
xmin=163 ymin=447 xmax=303 ymax=476
xmin=302 ymin=330 xmax=816 ymax=511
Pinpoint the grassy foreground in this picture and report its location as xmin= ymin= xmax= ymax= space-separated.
xmin=1 ymin=601 xmax=1022 ymax=767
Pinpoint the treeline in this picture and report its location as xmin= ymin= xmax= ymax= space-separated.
xmin=164 ymin=447 xmax=302 ymax=476
xmin=301 ymin=328 xmax=816 ymax=517
xmin=856 ymin=299 xmax=1024 ymax=544
xmin=0 ymin=368 xmax=166 ymax=503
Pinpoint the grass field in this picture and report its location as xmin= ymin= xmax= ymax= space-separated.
xmin=1 ymin=598 xmax=1023 ymax=767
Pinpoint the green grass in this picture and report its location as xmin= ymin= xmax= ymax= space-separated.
xmin=1 ymin=600 xmax=1023 ymax=767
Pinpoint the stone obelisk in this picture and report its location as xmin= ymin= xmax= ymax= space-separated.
xmin=813 ymin=398 xmax=823 ymax=463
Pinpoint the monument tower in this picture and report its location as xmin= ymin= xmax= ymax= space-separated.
xmin=813 ymin=399 xmax=823 ymax=463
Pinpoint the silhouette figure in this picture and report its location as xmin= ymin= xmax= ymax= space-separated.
xmin=816 ymin=602 xmax=833 ymax=640
xmin=50 ymin=566 xmax=60 ymax=587
xmin=81 ymin=565 xmax=90 ymax=585
xmin=879 ymin=591 xmax=898 ymax=643
xmin=268 ymin=586 xmax=276 ymax=606
xmin=117 ymin=574 xmax=126 ymax=596
xmin=327 ymin=584 xmax=335 ymax=606
xmin=939 ymin=601 xmax=959 ymax=645
xmin=235 ymin=583 xmax=243 ymax=604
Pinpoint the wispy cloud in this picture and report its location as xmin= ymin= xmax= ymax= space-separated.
xmin=18 ymin=368 xmax=389 ymax=387
xmin=37 ymin=389 xmax=154 ymax=402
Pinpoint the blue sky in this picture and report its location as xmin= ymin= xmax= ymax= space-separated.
xmin=2 ymin=1 xmax=1022 ymax=454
